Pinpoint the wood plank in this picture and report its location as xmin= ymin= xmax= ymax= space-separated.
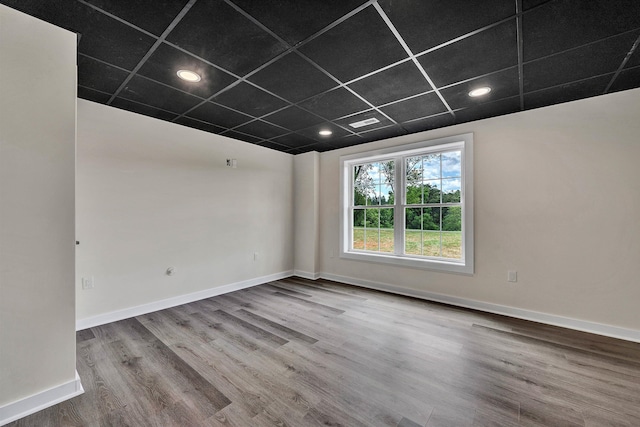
xmin=9 ymin=277 xmax=640 ymax=427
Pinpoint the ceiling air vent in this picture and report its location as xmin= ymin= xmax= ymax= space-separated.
xmin=348 ymin=117 xmax=380 ymax=129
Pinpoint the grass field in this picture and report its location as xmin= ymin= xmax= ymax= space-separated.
xmin=353 ymin=228 xmax=462 ymax=259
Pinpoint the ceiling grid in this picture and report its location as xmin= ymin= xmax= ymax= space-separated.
xmin=2 ymin=0 xmax=639 ymax=154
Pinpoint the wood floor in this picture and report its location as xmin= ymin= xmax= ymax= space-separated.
xmin=10 ymin=277 xmax=640 ymax=426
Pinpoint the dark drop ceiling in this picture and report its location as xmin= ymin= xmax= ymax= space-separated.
xmin=3 ymin=0 xmax=640 ymax=154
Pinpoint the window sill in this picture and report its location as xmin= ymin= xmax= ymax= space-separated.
xmin=340 ymin=250 xmax=473 ymax=275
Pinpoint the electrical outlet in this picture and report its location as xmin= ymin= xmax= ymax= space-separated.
xmin=507 ymin=270 xmax=517 ymax=283
xmin=81 ymin=277 xmax=94 ymax=290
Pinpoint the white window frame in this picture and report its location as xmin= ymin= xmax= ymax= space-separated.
xmin=339 ymin=133 xmax=474 ymax=274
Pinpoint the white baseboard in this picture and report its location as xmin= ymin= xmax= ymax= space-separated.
xmin=293 ymin=270 xmax=320 ymax=280
xmin=76 ymin=270 xmax=293 ymax=330
xmin=0 ymin=371 xmax=84 ymax=426
xmin=319 ymin=272 xmax=640 ymax=344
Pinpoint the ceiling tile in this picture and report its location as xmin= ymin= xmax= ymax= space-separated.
xmin=186 ymin=102 xmax=253 ymax=128
xmin=247 ymin=53 xmax=337 ymax=103
xmin=111 ymin=97 xmax=178 ymax=121
xmin=307 ymin=143 xmax=336 ymax=153
xmin=137 ymin=43 xmax=237 ymax=99
xmin=419 ymin=20 xmax=518 ymax=87
xmin=348 ymin=60 xmax=432 ymax=105
xmin=439 ymin=67 xmax=520 ymax=110
xmin=7 ymin=0 xmax=640 ymax=152
xmin=174 ymin=117 xmax=226 ymax=134
xmin=522 ymin=0 xmax=550 ymax=11
xmin=119 ymin=75 xmax=203 ymax=114
xmin=296 ymin=122 xmax=352 ymax=142
xmin=1 ymin=0 xmax=156 ymax=70
xmin=298 ymin=6 xmax=408 ymax=82
xmin=228 ymin=0 xmax=368 ymax=45
xmin=380 ymin=92 xmax=448 ymax=122
xmin=608 ymin=66 xmax=640 ymax=93
xmin=454 ymin=96 xmax=521 ymax=124
xmin=83 ymin=0 xmax=189 ymax=36
xmin=524 ymin=32 xmax=638 ymax=92
xmin=166 ymin=0 xmax=287 ymax=76
xmin=221 ymin=130 xmax=263 ymax=144
xmin=627 ymin=45 xmax=640 ymax=68
xmin=78 ymin=86 xmax=112 ymax=104
xmin=358 ymin=125 xmax=407 ymax=144
xmin=401 ymin=113 xmax=455 ymax=133
xmin=272 ymin=133 xmax=318 ymax=149
xmin=524 ymin=75 xmax=611 ymax=110
xmin=378 ymin=0 xmax=515 ymax=54
xmin=258 ymin=141 xmax=291 ymax=152
xmin=213 ymin=82 xmax=288 ymax=117
xmin=298 ymin=88 xmax=369 ymax=120
xmin=310 ymin=142 xmax=340 ymax=152
xmin=331 ymin=135 xmax=365 ymax=149
xmin=334 ymin=111 xmax=394 ymax=132
xmin=262 ymin=106 xmax=325 ymax=131
xmin=234 ymin=120 xmax=288 ymax=139
xmin=78 ymin=55 xmax=129 ymax=94
xmin=523 ymin=0 xmax=640 ymax=61
xmin=285 ymin=147 xmax=305 ymax=155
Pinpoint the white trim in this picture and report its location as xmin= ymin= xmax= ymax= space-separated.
xmin=293 ymin=270 xmax=321 ymax=280
xmin=318 ymin=272 xmax=640 ymax=344
xmin=0 ymin=371 xmax=84 ymax=427
xmin=76 ymin=270 xmax=293 ymax=330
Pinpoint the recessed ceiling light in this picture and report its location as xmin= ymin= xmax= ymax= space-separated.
xmin=349 ymin=117 xmax=380 ymax=128
xmin=468 ymin=87 xmax=491 ymax=97
xmin=319 ymin=129 xmax=333 ymax=136
xmin=176 ymin=69 xmax=201 ymax=82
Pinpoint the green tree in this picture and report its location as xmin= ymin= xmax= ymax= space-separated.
xmin=442 ymin=207 xmax=461 ymax=231
xmin=380 ymin=208 xmax=394 ymax=229
xmin=365 ymin=209 xmax=379 ymax=228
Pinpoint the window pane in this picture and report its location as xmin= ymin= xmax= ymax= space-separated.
xmin=405 ymin=207 xmax=422 ymax=230
xmin=353 ymin=209 xmax=365 ymax=250
xmin=406 ymin=156 xmax=423 ymax=181
xmin=424 ymin=180 xmax=441 ymax=204
xmin=353 ymin=228 xmax=364 ymax=250
xmin=442 ymin=207 xmax=462 ymax=259
xmin=380 ymin=207 xmax=394 ymax=230
xmin=353 ymin=209 xmax=365 ymax=227
xmin=422 ymin=154 xmax=440 ymax=179
xmin=441 ymin=178 xmax=461 ymax=203
xmin=380 ymin=208 xmax=394 ymax=253
xmin=380 ymin=182 xmax=393 ymax=205
xmin=354 ymin=187 xmax=366 ymax=206
xmin=442 ymin=151 xmax=461 ymax=178
xmin=423 ymin=230 xmax=441 ymax=257
xmin=367 ymin=183 xmax=382 ymax=206
xmin=423 ymin=207 xmax=440 ymax=231
xmin=405 ymin=207 xmax=422 ymax=255
xmin=365 ymin=228 xmax=380 ymax=251
xmin=365 ymin=208 xmax=379 ymax=228
xmin=353 ymin=164 xmax=370 ymax=206
xmin=406 ymin=180 xmax=422 ymax=204
xmin=423 ymin=207 xmax=441 ymax=257
xmin=405 ymin=230 xmax=422 ymax=255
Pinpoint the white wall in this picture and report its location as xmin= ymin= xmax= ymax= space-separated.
xmin=293 ymin=151 xmax=320 ymax=277
xmin=0 ymin=5 xmax=77 ymax=407
xmin=76 ymin=100 xmax=294 ymax=322
xmin=318 ymin=88 xmax=640 ymax=333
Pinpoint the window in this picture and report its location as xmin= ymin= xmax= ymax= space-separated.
xmin=340 ymin=133 xmax=473 ymax=274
